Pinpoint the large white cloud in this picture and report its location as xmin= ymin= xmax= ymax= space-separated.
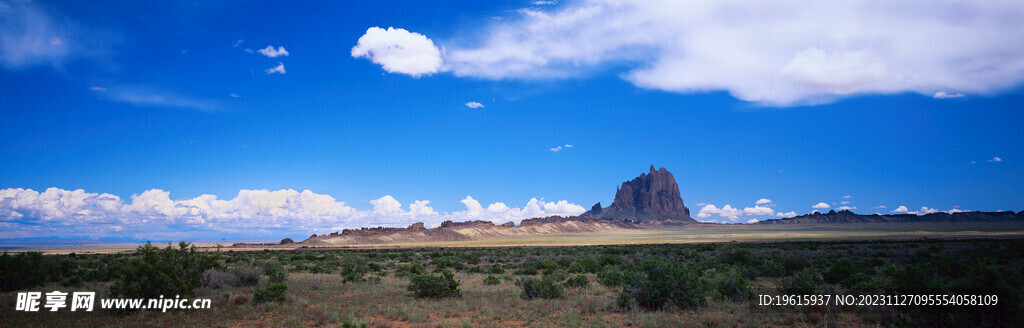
xmin=742 ymin=205 xmax=774 ymax=216
xmin=697 ymin=200 xmax=808 ymax=223
xmin=351 ymin=27 xmax=443 ymax=77
xmin=775 ymin=211 xmax=798 ymax=218
xmin=371 ymin=0 xmax=1024 ymax=105
xmin=0 ymin=187 xmax=584 ymax=238
xmin=451 ymin=196 xmax=583 ymax=223
xmin=696 ymin=204 xmax=743 ymax=221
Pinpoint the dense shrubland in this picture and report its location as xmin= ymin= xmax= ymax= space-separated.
xmin=1 ymin=238 xmax=1022 ymax=326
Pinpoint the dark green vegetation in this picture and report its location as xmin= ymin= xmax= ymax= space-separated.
xmin=407 ymin=270 xmax=461 ymax=299
xmin=252 ymin=282 xmax=288 ymax=303
xmin=110 ymin=242 xmax=221 ymax=299
xmin=1 ymin=238 xmax=1022 ymax=327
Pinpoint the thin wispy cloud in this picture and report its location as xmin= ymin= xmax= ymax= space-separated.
xmin=549 ymin=144 xmax=573 ymax=152
xmin=933 ymin=91 xmax=965 ymax=99
xmin=265 ymin=62 xmax=286 ymax=74
xmin=0 ymin=1 xmax=72 ymax=69
xmin=465 ymin=101 xmax=485 ymax=108
xmin=95 ymin=86 xmax=223 ymax=111
xmin=988 ymin=157 xmax=1003 ymax=162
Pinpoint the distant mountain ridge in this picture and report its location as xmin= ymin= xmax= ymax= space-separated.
xmin=299 ymin=216 xmax=632 ymax=246
xmin=757 ymin=209 xmax=1024 ymax=224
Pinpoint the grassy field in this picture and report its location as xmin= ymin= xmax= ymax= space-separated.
xmin=2 ymin=236 xmax=1022 ymax=327
xmin=9 ymin=222 xmax=1024 ymax=255
xmin=226 ymin=222 xmax=1024 ymax=251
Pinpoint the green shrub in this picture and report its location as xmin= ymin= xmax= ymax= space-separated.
xmin=341 ymin=256 xmax=370 ymax=284
xmin=572 ymin=257 xmax=601 ymax=274
xmin=252 ymin=282 xmax=288 ymax=303
xmin=341 ymin=321 xmax=368 ymax=328
xmin=431 ymin=257 xmax=467 ymax=271
xmin=713 ymin=268 xmax=752 ymax=302
xmin=263 ymin=263 xmax=288 ymax=283
xmin=231 ymin=266 xmax=261 ymax=286
xmin=537 ymin=259 xmax=561 ymax=274
xmin=489 ymin=265 xmax=504 ymax=274
xmin=543 ymin=269 xmax=569 ymax=282
xmin=407 ymin=270 xmax=461 ymax=299
xmin=0 ymin=251 xmax=75 ymax=292
xmin=564 ymin=274 xmax=589 ymax=288
xmin=518 ymin=276 xmax=564 ymax=299
xmin=598 ymin=265 xmax=624 ymax=286
xmin=394 ymin=262 xmax=427 ymax=278
xmin=201 ymin=269 xmax=236 ymax=289
xmin=823 ymin=259 xmax=855 ymax=284
xmin=779 ymin=268 xmax=823 ymax=295
xmin=778 ymin=255 xmax=810 ymax=275
xmin=513 ymin=266 xmax=538 ymax=275
xmin=483 ymin=274 xmax=501 ymax=285
xmin=598 ymin=254 xmax=622 ymax=267
xmin=616 ymin=259 xmax=706 ymax=311
xmin=110 ymin=242 xmax=220 ymax=299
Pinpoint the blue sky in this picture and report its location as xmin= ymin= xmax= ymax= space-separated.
xmin=1 ymin=0 xmax=1022 ymax=241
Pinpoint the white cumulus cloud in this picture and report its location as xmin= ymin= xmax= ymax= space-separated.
xmin=0 ymin=187 xmax=586 ymax=239
xmin=776 ymin=211 xmax=798 ymax=218
xmin=696 ymin=204 xmax=742 ymax=220
xmin=424 ymin=0 xmax=1024 ymax=105
xmin=742 ymin=205 xmax=774 ymax=216
xmin=914 ymin=207 xmax=940 ymax=215
xmin=812 ymin=202 xmax=830 ymax=209
xmin=465 ymin=101 xmax=485 ymax=108
xmin=892 ymin=205 xmax=909 ymax=213
xmin=257 ymin=45 xmax=289 ymax=58
xmin=755 ymin=198 xmax=772 ymax=205
xmin=351 ymin=27 xmax=443 ymax=78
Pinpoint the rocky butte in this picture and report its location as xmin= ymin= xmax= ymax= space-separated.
xmin=241 ymin=166 xmax=695 ymax=247
xmin=580 ymin=165 xmax=695 ymax=224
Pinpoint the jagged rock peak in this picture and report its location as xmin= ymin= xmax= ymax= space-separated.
xmin=581 ymin=165 xmax=694 ymax=223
